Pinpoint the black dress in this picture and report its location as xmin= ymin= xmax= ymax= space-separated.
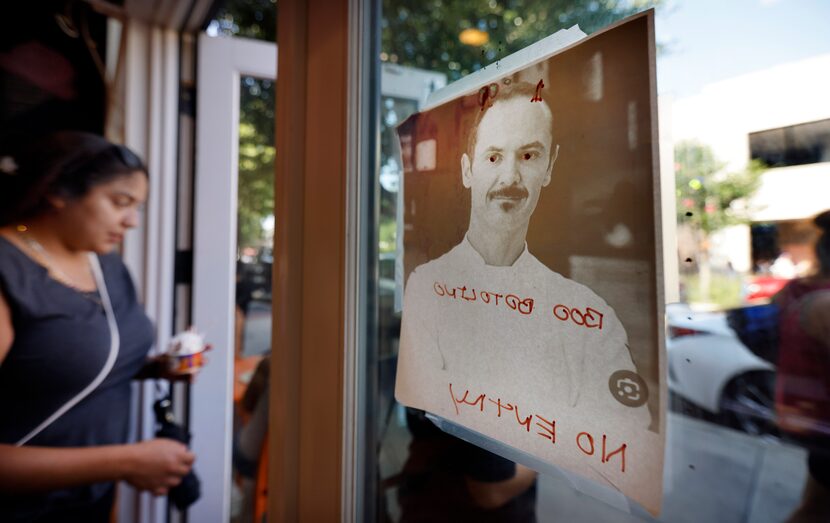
xmin=0 ymin=236 xmax=154 ymax=522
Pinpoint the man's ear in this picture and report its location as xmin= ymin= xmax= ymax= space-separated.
xmin=542 ymin=144 xmax=559 ymax=187
xmin=461 ymin=153 xmax=473 ymax=189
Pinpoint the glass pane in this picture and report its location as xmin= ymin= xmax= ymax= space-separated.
xmin=231 ymin=75 xmax=274 ymax=523
xmin=378 ymin=95 xmax=417 ymax=437
xmin=369 ymin=1 xmax=830 ymax=522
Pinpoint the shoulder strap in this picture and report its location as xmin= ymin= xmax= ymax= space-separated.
xmin=15 ymin=253 xmax=120 ymax=446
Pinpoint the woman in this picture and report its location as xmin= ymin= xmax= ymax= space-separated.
xmin=0 ymin=132 xmax=195 ymax=521
xmin=775 ymin=209 xmax=830 ymax=523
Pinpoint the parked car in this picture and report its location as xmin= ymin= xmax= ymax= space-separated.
xmin=666 ymin=303 xmax=778 ymax=437
xmin=742 ymin=274 xmax=789 ymax=302
xmin=237 ymin=247 xmax=273 ymax=302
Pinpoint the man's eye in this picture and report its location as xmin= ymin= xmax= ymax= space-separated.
xmin=522 ymin=151 xmax=539 ymax=161
xmin=488 ymin=154 xmax=500 ymax=163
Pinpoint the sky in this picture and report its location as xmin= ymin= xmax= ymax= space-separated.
xmin=654 ymin=0 xmax=830 ymax=97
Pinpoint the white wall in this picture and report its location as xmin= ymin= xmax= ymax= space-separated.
xmin=669 ymin=53 xmax=830 ymax=269
xmin=709 ymin=225 xmax=751 ymax=273
xmin=671 ymin=53 xmax=830 ymax=173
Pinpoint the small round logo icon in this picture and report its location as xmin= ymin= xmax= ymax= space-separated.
xmin=608 ymin=370 xmax=649 ymax=408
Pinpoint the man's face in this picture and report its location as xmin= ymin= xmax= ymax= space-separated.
xmin=462 ymin=96 xmax=555 ymax=233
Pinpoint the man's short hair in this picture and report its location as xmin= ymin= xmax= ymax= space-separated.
xmin=465 ymin=80 xmax=555 ymax=162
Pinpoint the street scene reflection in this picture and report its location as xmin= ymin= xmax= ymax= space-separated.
xmin=374 ymin=1 xmax=830 ymax=522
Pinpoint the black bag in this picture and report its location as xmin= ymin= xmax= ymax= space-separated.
xmin=154 ymin=397 xmax=201 ymax=511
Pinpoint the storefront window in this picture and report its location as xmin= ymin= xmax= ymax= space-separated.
xmin=369 ymin=1 xmax=830 ymax=521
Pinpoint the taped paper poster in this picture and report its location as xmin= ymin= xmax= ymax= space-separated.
xmin=394 ymin=11 xmax=666 ymax=515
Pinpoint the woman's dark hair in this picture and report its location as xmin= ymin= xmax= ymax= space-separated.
xmin=0 ymin=131 xmax=147 ymax=226
xmin=815 ymin=209 xmax=830 ymax=275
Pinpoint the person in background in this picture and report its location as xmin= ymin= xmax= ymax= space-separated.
xmin=0 ymin=131 xmax=196 ymax=521
xmin=775 ymin=209 xmax=830 ymax=523
xmin=396 ymin=408 xmax=538 ymax=523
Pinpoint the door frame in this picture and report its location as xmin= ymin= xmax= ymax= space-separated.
xmin=191 ymin=34 xmax=277 ymax=522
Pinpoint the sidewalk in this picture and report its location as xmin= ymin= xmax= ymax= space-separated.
xmin=537 ymin=412 xmax=807 ymax=522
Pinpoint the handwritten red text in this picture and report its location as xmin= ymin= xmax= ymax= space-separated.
xmin=478 ymin=83 xmax=499 ymax=110
xmin=434 ymin=282 xmax=534 ymax=315
xmin=552 ymin=304 xmax=604 ymax=330
xmin=449 ymin=383 xmax=627 ymax=472
xmin=531 ymin=79 xmax=545 ymax=102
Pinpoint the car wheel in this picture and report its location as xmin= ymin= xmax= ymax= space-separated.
xmin=719 ymin=370 xmax=779 ymax=438
xmin=670 ymin=390 xmax=712 ymax=422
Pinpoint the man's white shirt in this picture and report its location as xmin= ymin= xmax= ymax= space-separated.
xmin=395 ymin=236 xmax=656 ymax=495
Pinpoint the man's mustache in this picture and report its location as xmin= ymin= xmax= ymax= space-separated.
xmin=489 ymin=185 xmax=529 ymax=200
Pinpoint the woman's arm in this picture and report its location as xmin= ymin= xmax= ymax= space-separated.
xmin=0 ymin=439 xmax=195 ymax=496
xmin=133 ymin=357 xmax=166 ymax=380
xmin=0 ymin=288 xmax=194 ymax=496
xmin=133 ymin=354 xmax=209 ymax=382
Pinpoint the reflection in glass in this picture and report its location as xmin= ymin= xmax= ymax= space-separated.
xmin=750 ymin=119 xmax=830 ymax=168
xmin=231 ymin=75 xmax=274 ymax=523
xmin=373 ymin=1 xmax=830 ymax=522
xmin=773 ymin=210 xmax=830 ymax=521
xmin=376 ymin=2 xmax=663 ymax=522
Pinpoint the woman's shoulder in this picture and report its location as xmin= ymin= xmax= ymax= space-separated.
xmin=0 ymin=235 xmax=52 ymax=319
xmin=0 ymin=234 xmax=45 ymax=283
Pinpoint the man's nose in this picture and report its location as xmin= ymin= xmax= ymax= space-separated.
xmin=498 ymin=155 xmax=522 ymax=185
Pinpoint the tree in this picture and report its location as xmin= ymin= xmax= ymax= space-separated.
xmin=674 ymin=141 xmax=765 ymax=302
xmin=382 ymin=0 xmax=661 ymax=82
xmin=210 ymin=0 xmax=276 ymax=41
xmin=208 ymin=3 xmax=276 ymax=249
xmin=237 ymin=78 xmax=275 ymax=249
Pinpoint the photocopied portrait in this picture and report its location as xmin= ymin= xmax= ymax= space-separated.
xmin=394 ymin=12 xmax=666 ymax=515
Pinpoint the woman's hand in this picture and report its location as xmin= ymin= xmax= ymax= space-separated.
xmin=135 ymin=346 xmax=212 ymax=383
xmin=122 ymin=438 xmax=196 ymax=496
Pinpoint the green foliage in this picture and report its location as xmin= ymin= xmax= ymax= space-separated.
xmin=211 ymin=0 xmax=276 ymax=41
xmin=675 ymin=141 xmax=765 ymax=236
xmin=379 ymin=218 xmax=397 ymax=253
xmin=680 ymin=272 xmax=743 ymax=309
xmin=208 ymin=2 xmax=277 ymax=249
xmin=237 ymin=78 xmax=275 ymax=248
xmin=381 ymin=0 xmax=661 ymax=81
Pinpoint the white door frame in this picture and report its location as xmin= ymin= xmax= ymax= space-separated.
xmin=191 ymin=32 xmax=446 ymax=520
xmin=191 ymin=34 xmax=276 ymax=522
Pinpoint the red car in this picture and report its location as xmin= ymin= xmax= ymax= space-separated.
xmin=743 ymin=275 xmax=790 ymax=302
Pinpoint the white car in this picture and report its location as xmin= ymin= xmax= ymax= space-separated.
xmin=666 ymin=303 xmax=778 ymax=436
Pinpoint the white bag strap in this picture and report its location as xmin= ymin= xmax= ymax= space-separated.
xmin=16 ymin=253 xmax=120 ymax=446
